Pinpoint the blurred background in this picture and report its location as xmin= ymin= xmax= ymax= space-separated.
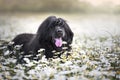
xmin=0 ymin=0 xmax=120 ymax=13
xmin=0 ymin=0 xmax=120 ymax=40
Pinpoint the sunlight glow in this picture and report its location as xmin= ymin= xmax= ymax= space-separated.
xmin=79 ymin=0 xmax=120 ymax=6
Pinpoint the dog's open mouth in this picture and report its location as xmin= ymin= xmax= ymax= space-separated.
xmin=55 ymin=38 xmax=62 ymax=47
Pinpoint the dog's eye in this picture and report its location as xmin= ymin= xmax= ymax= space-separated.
xmin=55 ymin=18 xmax=62 ymax=26
xmin=53 ymin=18 xmax=65 ymax=28
xmin=54 ymin=20 xmax=59 ymax=25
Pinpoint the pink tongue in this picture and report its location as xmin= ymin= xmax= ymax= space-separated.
xmin=55 ymin=38 xmax=62 ymax=47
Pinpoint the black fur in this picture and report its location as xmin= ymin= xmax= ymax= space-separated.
xmin=12 ymin=16 xmax=74 ymax=59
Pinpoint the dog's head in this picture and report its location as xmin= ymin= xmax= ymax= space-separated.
xmin=37 ymin=16 xmax=74 ymax=51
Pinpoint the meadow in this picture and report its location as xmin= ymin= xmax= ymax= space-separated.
xmin=0 ymin=13 xmax=120 ymax=80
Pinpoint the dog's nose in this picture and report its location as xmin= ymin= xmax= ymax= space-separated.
xmin=57 ymin=29 xmax=63 ymax=33
xmin=56 ymin=29 xmax=63 ymax=37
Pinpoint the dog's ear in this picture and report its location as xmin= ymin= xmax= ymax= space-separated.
xmin=63 ymin=21 xmax=74 ymax=44
xmin=36 ymin=16 xmax=56 ymax=42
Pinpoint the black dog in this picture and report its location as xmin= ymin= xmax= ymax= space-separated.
xmin=12 ymin=16 xmax=74 ymax=59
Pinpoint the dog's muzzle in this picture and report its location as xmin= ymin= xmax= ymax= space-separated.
xmin=56 ymin=29 xmax=63 ymax=38
xmin=54 ymin=27 xmax=65 ymax=47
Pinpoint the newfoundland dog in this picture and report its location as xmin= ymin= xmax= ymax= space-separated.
xmin=12 ymin=16 xmax=74 ymax=60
